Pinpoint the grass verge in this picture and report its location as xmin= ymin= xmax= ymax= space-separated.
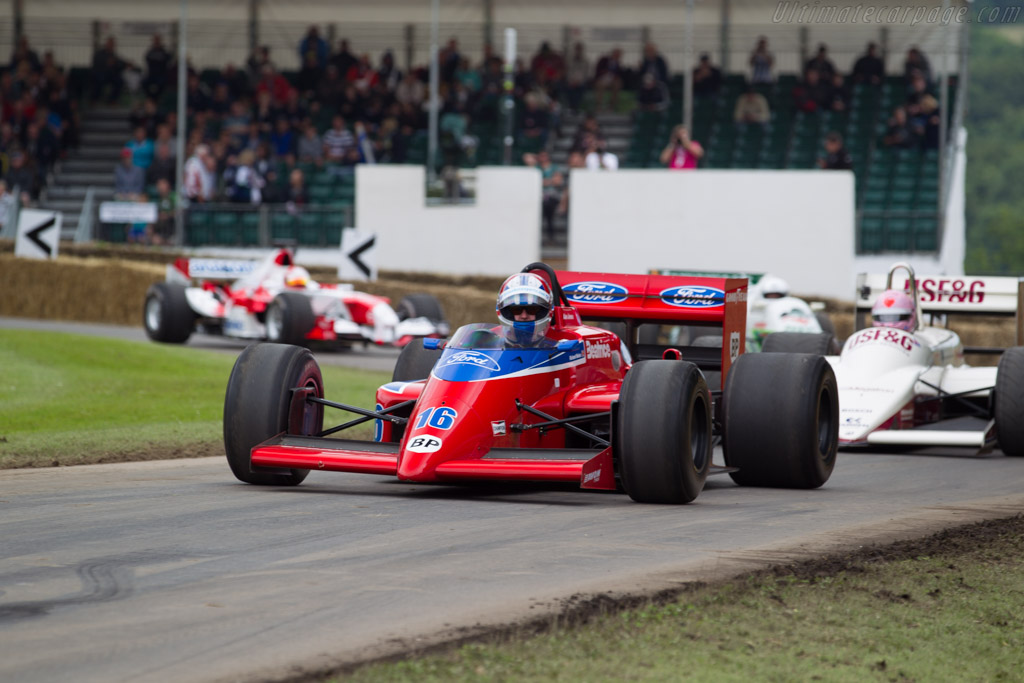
xmin=341 ymin=515 xmax=1024 ymax=682
xmin=0 ymin=329 xmax=390 ymax=468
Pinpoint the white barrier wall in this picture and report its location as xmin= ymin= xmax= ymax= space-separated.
xmin=567 ymin=169 xmax=857 ymax=300
xmin=355 ymin=165 xmax=541 ymax=277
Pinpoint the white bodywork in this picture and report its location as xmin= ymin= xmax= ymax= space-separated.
xmin=747 ymin=295 xmax=823 ymax=351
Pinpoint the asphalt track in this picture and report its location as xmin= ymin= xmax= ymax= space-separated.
xmin=3 ymin=317 xmax=1024 ymax=682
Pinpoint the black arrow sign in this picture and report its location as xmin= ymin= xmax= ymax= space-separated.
xmin=347 ymin=235 xmax=375 ymax=279
xmin=26 ymin=216 xmax=56 ymax=257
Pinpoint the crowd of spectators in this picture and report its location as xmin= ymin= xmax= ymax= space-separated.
xmin=0 ymin=36 xmax=80 ymax=216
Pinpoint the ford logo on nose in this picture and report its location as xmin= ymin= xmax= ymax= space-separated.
xmin=660 ymin=285 xmax=724 ymax=308
xmin=563 ymin=281 xmax=629 ymax=304
xmin=444 ymin=350 xmax=501 ymax=371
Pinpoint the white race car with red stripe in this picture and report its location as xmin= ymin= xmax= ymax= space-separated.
xmin=143 ymin=248 xmax=449 ymax=348
xmin=764 ymin=262 xmax=1024 ymax=456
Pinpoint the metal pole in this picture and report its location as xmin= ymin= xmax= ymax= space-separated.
xmin=719 ymin=0 xmax=730 ymax=73
xmin=503 ymin=28 xmax=517 ymax=165
xmin=248 ymin=0 xmax=259 ymax=63
xmin=938 ymin=0 xmax=951 ymax=221
xmin=483 ymin=0 xmax=494 ymax=53
xmin=427 ymin=0 xmax=440 ymax=184
xmin=683 ymin=0 xmax=694 ymax=132
xmin=13 ymin=0 xmax=23 ymax=43
xmin=174 ymin=0 xmax=187 ymax=247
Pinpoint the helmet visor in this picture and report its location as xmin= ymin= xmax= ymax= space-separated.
xmin=500 ymin=304 xmax=549 ymax=320
xmin=874 ymin=313 xmax=911 ymax=324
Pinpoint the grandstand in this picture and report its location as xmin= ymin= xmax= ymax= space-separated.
xmin=0 ymin=0 xmax=967 ymax=268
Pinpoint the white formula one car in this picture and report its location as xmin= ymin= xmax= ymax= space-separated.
xmin=763 ymin=262 xmax=1024 ymax=455
xmin=647 ymin=270 xmax=836 ymax=352
xmin=143 ymin=249 xmax=449 ymax=348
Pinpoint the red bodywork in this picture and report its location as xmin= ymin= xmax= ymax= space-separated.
xmin=250 ymin=270 xmax=747 ymax=489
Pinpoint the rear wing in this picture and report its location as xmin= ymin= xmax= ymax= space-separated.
xmin=555 ymin=270 xmax=748 ymax=381
xmin=855 ymin=272 xmax=1024 ymax=351
xmin=651 ymin=268 xmax=766 ymax=286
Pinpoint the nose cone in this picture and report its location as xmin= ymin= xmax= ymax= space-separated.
xmin=396 ymin=390 xmax=491 ymax=481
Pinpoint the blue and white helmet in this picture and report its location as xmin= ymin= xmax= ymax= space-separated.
xmin=496 ymin=273 xmax=553 ymax=346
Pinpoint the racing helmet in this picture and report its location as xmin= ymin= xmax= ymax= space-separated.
xmin=871 ymin=289 xmax=916 ymax=332
xmin=759 ymin=274 xmax=790 ymax=299
xmin=496 ymin=273 xmax=553 ymax=346
xmin=285 ymin=266 xmax=311 ymax=288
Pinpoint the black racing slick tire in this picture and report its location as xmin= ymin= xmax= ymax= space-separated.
xmin=396 ymin=293 xmax=445 ymax=323
xmin=392 ymin=339 xmax=443 ymax=382
xmin=223 ymin=343 xmax=321 ymax=486
xmin=618 ymin=360 xmax=712 ymax=504
xmin=723 ymin=353 xmax=838 ymax=489
xmin=143 ymin=282 xmax=195 ymax=343
xmin=995 ymin=347 xmax=1024 ymax=457
xmin=815 ymin=310 xmax=837 ymax=337
xmin=761 ymin=331 xmax=838 ymax=355
xmin=265 ymin=292 xmax=315 ymax=346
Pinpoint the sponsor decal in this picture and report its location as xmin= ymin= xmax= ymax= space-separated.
xmin=726 ymin=290 xmax=748 ymax=304
xmin=443 ymin=350 xmax=501 ymax=371
xmin=903 ymin=278 xmax=987 ymax=304
xmin=660 ymin=285 xmax=724 ymax=308
xmin=582 ymin=468 xmax=602 ymax=484
xmin=563 ymin=281 xmax=629 ymax=304
xmin=846 ymin=327 xmax=920 ymax=353
xmin=491 ymin=420 xmax=507 ymax=436
xmin=729 ymin=331 xmax=741 ymax=362
xmin=406 ymin=436 xmax=443 ymax=453
xmin=586 ymin=340 xmax=612 ymax=360
xmin=188 ymin=259 xmax=257 ymax=278
xmin=374 ymin=403 xmax=384 ymax=442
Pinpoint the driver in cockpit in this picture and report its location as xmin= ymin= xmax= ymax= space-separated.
xmin=495 ymin=273 xmax=556 ymax=348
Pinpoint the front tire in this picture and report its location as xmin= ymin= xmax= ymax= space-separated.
xmin=995 ymin=347 xmax=1024 ymax=457
xmin=223 ymin=343 xmax=322 ymax=485
xmin=396 ymin=293 xmax=445 ymax=323
xmin=265 ymin=292 xmax=315 ymax=346
xmin=618 ymin=360 xmax=712 ymax=504
xmin=723 ymin=353 xmax=838 ymax=488
xmin=392 ymin=340 xmax=443 ymax=382
xmin=143 ymin=282 xmax=195 ymax=343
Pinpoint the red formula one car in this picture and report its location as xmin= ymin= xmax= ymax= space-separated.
xmin=224 ymin=263 xmax=839 ymax=504
xmin=143 ymin=248 xmax=448 ymax=348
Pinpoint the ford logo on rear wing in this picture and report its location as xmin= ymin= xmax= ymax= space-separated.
xmin=660 ymin=285 xmax=725 ymax=308
xmin=563 ymin=281 xmax=629 ymax=304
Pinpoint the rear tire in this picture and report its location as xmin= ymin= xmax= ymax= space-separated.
xmin=618 ymin=360 xmax=712 ymax=504
xmin=223 ymin=343 xmax=321 ymax=486
xmin=396 ymin=293 xmax=445 ymax=322
xmin=143 ymin=282 xmax=195 ymax=343
xmin=762 ymin=331 xmax=837 ymax=355
xmin=723 ymin=353 xmax=838 ymax=488
xmin=392 ymin=340 xmax=443 ymax=382
xmin=265 ymin=292 xmax=315 ymax=346
xmin=995 ymin=347 xmax=1024 ymax=457
xmin=815 ymin=311 xmax=836 ymax=336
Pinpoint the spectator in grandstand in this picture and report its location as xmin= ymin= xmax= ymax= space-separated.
xmin=660 ymin=124 xmax=703 ymax=169
xmin=125 ymin=126 xmax=154 ymax=170
xmin=594 ymin=47 xmax=625 ymax=111
xmin=297 ymin=52 xmax=322 ymax=98
xmin=564 ymin=42 xmax=591 ymax=114
xmin=25 ymin=119 xmax=58 ymax=182
xmin=208 ymin=82 xmax=232 ymax=117
xmin=280 ymin=89 xmax=309 ymax=129
xmin=519 ymin=92 xmax=551 ymax=149
xmin=142 ymin=34 xmax=171 ymax=98
xmin=315 ymin=64 xmax=346 ymax=108
xmin=557 ymin=149 xmax=587 ymax=221
xmin=584 ymin=134 xmax=618 ymax=170
xmin=692 ymin=54 xmax=722 ymax=97
xmin=903 ymin=46 xmax=932 ymax=88
xmin=285 ymin=167 xmax=308 ymax=212
xmin=818 ymin=131 xmax=852 ymax=170
xmin=331 ymin=39 xmax=358 ymax=81
xmin=246 ymin=45 xmax=274 ymax=86
xmin=439 ymin=38 xmax=462 ymax=86
xmin=734 ymin=84 xmax=770 ymax=125
xmin=228 ymin=149 xmax=265 ymax=204
xmin=252 ymin=90 xmax=277 ymax=136
xmin=91 ymin=37 xmax=128 ymax=104
xmin=147 ymin=141 xmax=176 ymax=186
xmin=792 ymin=68 xmax=831 ymax=113
xmin=805 ymin=44 xmax=836 ymax=80
xmin=222 ymin=100 xmax=251 ymax=144
xmin=395 ymin=70 xmax=426 ymax=109
xmin=882 ymin=106 xmax=918 ymax=149
xmin=637 ymin=72 xmax=670 ymax=113
xmin=129 ymin=97 xmax=160 ymax=138
xmin=571 ymin=114 xmax=603 ymax=154
xmin=4 ymin=151 xmax=36 ymax=202
xmin=338 ymin=85 xmax=366 ymax=126
xmin=9 ymin=36 xmax=41 ymax=74
xmin=749 ymin=37 xmax=774 ymax=84
xmin=639 ymin=43 xmax=669 ymax=89
xmin=378 ymin=51 xmax=403 ymax=92
xmin=256 ymin=64 xmax=292 ymax=106
xmin=913 ymin=95 xmax=941 ymax=150
xmin=347 ymin=55 xmax=380 ymax=94
xmin=183 ymin=144 xmax=215 ymax=202
xmin=827 ymin=73 xmax=850 ymax=112
xmin=0 ymin=180 xmax=16 ymax=228
xmin=296 ymin=120 xmax=324 ymax=166
xmin=220 ymin=63 xmax=250 ymax=101
xmin=454 ymin=56 xmax=481 ymax=94
xmin=531 ymin=41 xmax=565 ymax=88
xmin=150 ymin=177 xmax=176 ymax=245
xmin=373 ymin=116 xmax=404 ymax=163
xmin=269 ymin=117 xmax=296 ymax=162
xmin=114 ymin=148 xmax=145 ymax=200
xmin=523 ymin=149 xmax=565 ymax=244
xmin=905 ymin=71 xmax=935 ymax=117
xmin=851 ymin=42 xmax=884 ymax=86
xmin=298 ymin=26 xmax=329 ymax=73
xmin=185 ymin=71 xmax=212 ymax=115
xmin=322 ymin=115 xmax=359 ymax=166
